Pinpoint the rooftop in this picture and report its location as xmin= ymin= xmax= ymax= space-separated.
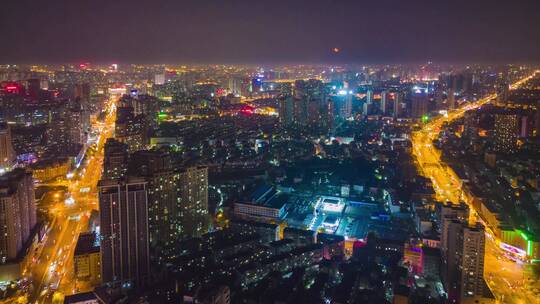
xmin=74 ymin=232 xmax=100 ymax=256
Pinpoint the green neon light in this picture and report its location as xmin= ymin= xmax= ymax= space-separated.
xmin=519 ymin=231 xmax=529 ymax=241
xmin=528 ymin=240 xmax=533 ymax=257
xmin=421 ymin=115 xmax=429 ymax=123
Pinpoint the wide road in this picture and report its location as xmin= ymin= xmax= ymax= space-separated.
xmin=26 ymin=98 xmax=117 ymax=304
xmin=411 ymin=71 xmax=539 ymax=304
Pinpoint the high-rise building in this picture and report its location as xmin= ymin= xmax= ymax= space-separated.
xmin=177 ymin=166 xmax=209 ymax=238
xmin=411 ymin=93 xmax=428 ymax=119
xmin=98 ymin=177 xmax=150 ymax=287
xmin=448 ymin=88 xmax=456 ymax=110
xmin=154 ymin=74 xmax=165 ymax=85
xmin=115 ymin=107 xmax=148 ymax=153
xmin=74 ymin=83 xmax=91 ymax=105
xmin=292 ymin=79 xmax=327 ymax=127
xmin=366 ymin=90 xmax=373 ymax=105
xmin=380 ymin=91 xmax=389 ymax=115
xmin=103 ymin=138 xmax=129 ymax=180
xmin=74 ymin=83 xmax=91 ymax=133
xmin=332 ymin=93 xmax=352 ymax=120
xmin=440 ymin=204 xmax=486 ymax=303
xmin=0 ymin=168 xmax=36 ymax=262
xmin=459 ymin=223 xmax=486 ymax=301
xmin=67 ymin=107 xmax=86 ymax=145
xmin=129 ymin=150 xmax=179 ymax=247
xmin=393 ymin=92 xmax=403 ymax=118
xmin=26 ymin=78 xmax=40 ymax=100
xmin=535 ymin=101 xmax=540 ymax=137
xmin=442 ymin=218 xmax=464 ymax=301
xmin=494 ymin=114 xmax=518 ymax=154
xmin=440 ymin=203 xmax=469 ymax=255
xmin=0 ymin=123 xmax=16 ymax=173
xmin=127 ymin=151 xmax=210 ymax=247
xmin=520 ymin=116 xmax=532 ymax=138
xmin=278 ymin=96 xmax=294 ymax=126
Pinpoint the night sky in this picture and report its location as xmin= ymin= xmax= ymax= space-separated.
xmin=1 ymin=0 xmax=540 ymax=64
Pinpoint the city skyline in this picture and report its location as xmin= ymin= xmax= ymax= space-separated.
xmin=1 ymin=2 xmax=540 ymax=303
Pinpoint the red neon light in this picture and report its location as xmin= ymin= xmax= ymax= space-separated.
xmin=239 ymin=105 xmax=255 ymax=115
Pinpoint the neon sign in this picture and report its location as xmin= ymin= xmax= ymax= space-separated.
xmin=500 ymin=242 xmax=526 ymax=257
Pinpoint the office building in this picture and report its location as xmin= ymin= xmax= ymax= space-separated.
xmin=494 ymin=114 xmax=518 ymax=154
xmin=98 ymin=177 xmax=150 ymax=287
xmin=0 ymin=168 xmax=36 ymax=262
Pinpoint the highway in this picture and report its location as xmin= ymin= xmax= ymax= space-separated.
xmin=411 ymin=71 xmax=539 ymax=303
xmin=24 ymin=98 xmax=117 ymax=304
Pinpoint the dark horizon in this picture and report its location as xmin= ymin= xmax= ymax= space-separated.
xmin=1 ymin=0 xmax=540 ymax=64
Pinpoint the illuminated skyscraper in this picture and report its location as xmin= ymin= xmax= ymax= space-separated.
xmin=459 ymin=223 xmax=485 ymax=302
xmin=278 ymin=96 xmax=294 ymax=126
xmin=74 ymin=83 xmax=91 ymax=132
xmin=534 ymin=101 xmax=540 ymax=137
xmin=366 ymin=89 xmax=373 ymax=105
xmin=494 ymin=114 xmax=518 ymax=154
xmin=0 ymin=168 xmax=36 ymax=262
xmin=440 ymin=202 xmax=469 ymax=255
xmin=332 ymin=93 xmax=353 ymax=120
xmin=393 ymin=92 xmax=403 ymax=118
xmin=98 ymin=177 xmax=150 ymax=287
xmin=103 ymin=138 xmax=129 ymax=180
xmin=0 ymin=123 xmax=16 ymax=173
xmin=26 ymin=78 xmax=40 ymax=100
xmin=154 ymin=73 xmax=165 ymax=85
xmin=440 ymin=204 xmax=485 ymax=303
xmin=380 ymin=90 xmax=389 ymax=115
xmin=128 ymin=151 xmax=210 ymax=247
xmin=293 ymin=79 xmax=328 ymax=127
xmin=448 ymin=88 xmax=456 ymax=110
xmin=115 ymin=107 xmax=148 ymax=153
xmin=177 ymin=166 xmax=209 ymax=238
xmin=129 ymin=150 xmax=179 ymax=247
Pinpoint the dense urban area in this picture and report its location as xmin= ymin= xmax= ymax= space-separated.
xmin=0 ymin=63 xmax=539 ymax=304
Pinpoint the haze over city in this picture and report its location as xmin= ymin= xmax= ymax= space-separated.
xmin=2 ymin=0 xmax=540 ymax=64
xmin=0 ymin=1 xmax=540 ymax=304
